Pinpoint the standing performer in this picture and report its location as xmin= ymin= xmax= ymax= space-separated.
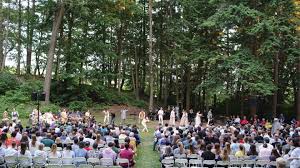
xmin=11 ymin=108 xmax=19 ymax=123
xmin=157 ymin=107 xmax=164 ymax=125
xmin=138 ymin=110 xmax=146 ymax=124
xmin=121 ymin=107 xmax=128 ymax=125
xmin=2 ymin=109 xmax=9 ymax=124
xmin=180 ymin=110 xmax=189 ymax=127
xmin=61 ymin=109 xmax=68 ymax=124
xmin=84 ymin=110 xmax=91 ymax=123
xmin=195 ymin=111 xmax=202 ymax=127
xmin=31 ymin=109 xmax=39 ymax=126
xmin=103 ymin=110 xmax=110 ymax=124
xmin=207 ymin=109 xmax=213 ymax=125
xmin=141 ymin=117 xmax=150 ymax=132
xmin=169 ymin=108 xmax=176 ymax=126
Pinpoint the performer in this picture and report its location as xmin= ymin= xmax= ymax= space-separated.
xmin=46 ymin=112 xmax=55 ymax=125
xmin=110 ymin=111 xmax=116 ymax=125
xmin=141 ymin=117 xmax=150 ymax=132
xmin=180 ymin=110 xmax=189 ymax=127
xmin=11 ymin=108 xmax=19 ymax=123
xmin=2 ymin=109 xmax=9 ymax=124
xmin=30 ymin=109 xmax=39 ymax=125
xmin=207 ymin=109 xmax=213 ymax=125
xmin=195 ymin=111 xmax=202 ymax=127
xmin=157 ymin=107 xmax=164 ymax=125
xmin=138 ymin=110 xmax=146 ymax=124
xmin=61 ymin=109 xmax=68 ymax=124
xmin=84 ymin=110 xmax=91 ymax=122
xmin=103 ymin=110 xmax=110 ymax=124
xmin=169 ymin=108 xmax=176 ymax=126
xmin=121 ymin=107 xmax=128 ymax=125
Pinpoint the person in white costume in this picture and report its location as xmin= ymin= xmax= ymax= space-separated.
xmin=103 ymin=110 xmax=110 ymax=124
xmin=169 ymin=108 xmax=176 ymax=126
xmin=180 ymin=110 xmax=189 ymax=127
xmin=195 ymin=111 xmax=202 ymax=127
xmin=157 ymin=107 xmax=164 ymax=125
xmin=141 ymin=117 xmax=150 ymax=132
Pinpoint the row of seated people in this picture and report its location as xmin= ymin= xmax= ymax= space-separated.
xmin=0 ymin=119 xmax=141 ymax=168
xmin=154 ymin=120 xmax=300 ymax=168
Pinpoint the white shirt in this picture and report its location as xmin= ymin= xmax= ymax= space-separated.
xmin=62 ymin=150 xmax=75 ymax=158
xmin=258 ymin=147 xmax=272 ymax=158
xmin=258 ymin=144 xmax=273 ymax=152
xmin=48 ymin=151 xmax=61 ymax=158
xmin=34 ymin=150 xmax=47 ymax=159
xmin=5 ymin=148 xmax=17 ymax=156
xmin=290 ymin=147 xmax=300 ymax=168
xmin=158 ymin=110 xmax=164 ymax=116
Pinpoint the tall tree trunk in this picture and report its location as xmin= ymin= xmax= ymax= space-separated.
xmin=148 ymin=0 xmax=154 ymax=112
xmin=185 ymin=66 xmax=191 ymax=110
xmin=297 ymin=41 xmax=300 ymax=120
xmin=26 ymin=0 xmax=35 ymax=74
xmin=134 ymin=46 xmax=139 ymax=99
xmin=272 ymin=52 xmax=279 ymax=118
xmin=175 ymin=63 xmax=179 ymax=107
xmin=0 ymin=0 xmax=4 ymax=70
xmin=43 ymin=1 xmax=64 ymax=104
xmin=16 ymin=0 xmax=22 ymax=75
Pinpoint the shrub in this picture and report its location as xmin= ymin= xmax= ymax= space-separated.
xmin=0 ymin=72 xmax=20 ymax=95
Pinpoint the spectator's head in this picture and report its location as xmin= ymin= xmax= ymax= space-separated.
xmin=292 ymin=137 xmax=300 ymax=147
xmin=66 ymin=144 xmax=72 ymax=151
xmin=38 ymin=144 xmax=44 ymax=151
xmin=92 ymin=143 xmax=98 ymax=150
xmin=20 ymin=142 xmax=27 ymax=155
xmin=11 ymin=141 xmax=17 ymax=148
xmin=124 ymin=143 xmax=130 ymax=150
xmin=206 ymin=144 xmax=213 ymax=151
xmin=276 ymin=157 xmax=286 ymax=168
xmin=11 ymin=131 xmax=17 ymax=138
xmin=108 ymin=142 xmax=114 ymax=148
xmin=85 ymin=141 xmax=90 ymax=147
xmin=51 ymin=144 xmax=57 ymax=153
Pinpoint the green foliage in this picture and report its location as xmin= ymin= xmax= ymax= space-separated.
xmin=0 ymin=72 xmax=20 ymax=95
xmin=40 ymin=104 xmax=60 ymax=113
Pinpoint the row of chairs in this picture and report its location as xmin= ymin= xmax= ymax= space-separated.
xmin=161 ymin=159 xmax=276 ymax=168
xmin=165 ymin=167 xmax=273 ymax=168
xmin=167 ymin=154 xmax=268 ymax=161
xmin=0 ymin=156 xmax=130 ymax=168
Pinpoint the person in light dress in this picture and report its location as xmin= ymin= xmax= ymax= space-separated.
xmin=180 ymin=110 xmax=189 ymax=127
xmin=195 ymin=111 xmax=202 ymax=127
xmin=169 ymin=108 xmax=176 ymax=126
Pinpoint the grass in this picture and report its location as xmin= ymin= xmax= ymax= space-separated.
xmin=19 ymin=112 xmax=161 ymax=168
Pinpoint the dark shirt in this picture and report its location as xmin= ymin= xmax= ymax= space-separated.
xmin=201 ymin=151 xmax=215 ymax=160
xmin=41 ymin=138 xmax=54 ymax=148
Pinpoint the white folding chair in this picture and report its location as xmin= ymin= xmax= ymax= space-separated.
xmin=188 ymin=159 xmax=202 ymax=167
xmin=187 ymin=154 xmax=198 ymax=159
xmin=243 ymin=160 xmax=256 ymax=167
xmin=74 ymin=157 xmax=87 ymax=166
xmin=57 ymin=147 xmax=63 ymax=151
xmin=268 ymin=161 xmax=276 ymax=167
xmin=116 ymin=158 xmax=130 ymax=167
xmin=45 ymin=164 xmax=61 ymax=168
xmin=100 ymin=158 xmax=114 ymax=167
xmin=174 ymin=154 xmax=186 ymax=159
xmin=161 ymin=158 xmax=174 ymax=168
xmin=61 ymin=157 xmax=73 ymax=165
xmin=175 ymin=159 xmax=188 ymax=167
xmin=87 ymin=158 xmax=100 ymax=166
xmin=216 ymin=160 xmax=229 ymax=166
xmin=230 ymin=160 xmax=243 ymax=167
xmin=255 ymin=160 xmax=269 ymax=167
xmin=33 ymin=156 xmax=47 ymax=168
xmin=48 ymin=157 xmax=62 ymax=165
xmin=4 ymin=156 xmax=18 ymax=168
xmin=63 ymin=164 xmax=76 ymax=168
xmin=78 ymin=164 xmax=93 ymax=168
xmin=18 ymin=156 xmax=33 ymax=168
xmin=44 ymin=147 xmax=51 ymax=152
xmin=93 ymin=166 xmax=103 ymax=168
xmin=203 ymin=160 xmax=216 ymax=167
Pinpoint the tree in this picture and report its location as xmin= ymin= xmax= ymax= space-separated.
xmin=43 ymin=0 xmax=65 ymax=104
xmin=148 ymin=0 xmax=154 ymax=112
